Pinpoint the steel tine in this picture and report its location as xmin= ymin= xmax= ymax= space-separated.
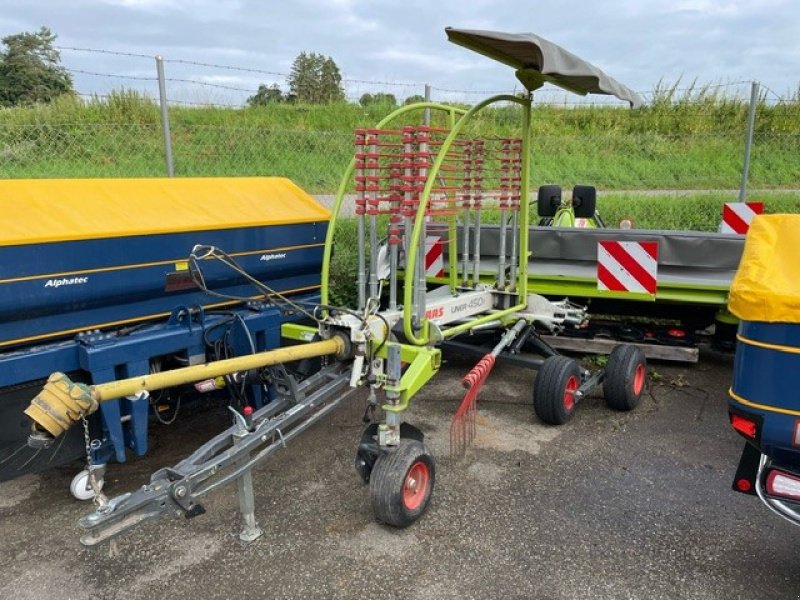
xmin=17 ymin=447 xmax=42 ymax=472
xmin=47 ymin=431 xmax=68 ymax=464
xmin=0 ymin=443 xmax=28 ymax=466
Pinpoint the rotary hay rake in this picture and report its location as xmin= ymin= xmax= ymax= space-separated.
xmin=21 ymin=28 xmax=647 ymax=544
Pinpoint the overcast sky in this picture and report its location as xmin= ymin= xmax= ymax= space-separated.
xmin=1 ymin=0 xmax=798 ymax=106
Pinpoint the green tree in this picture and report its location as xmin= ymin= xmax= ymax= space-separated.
xmin=247 ymin=83 xmax=284 ymax=106
xmin=319 ymin=56 xmax=344 ymax=103
xmin=0 ymin=26 xmax=73 ymax=106
xmin=288 ymin=52 xmax=345 ymax=104
xmin=359 ymin=92 xmax=397 ymax=107
xmin=404 ymin=94 xmax=425 ymax=105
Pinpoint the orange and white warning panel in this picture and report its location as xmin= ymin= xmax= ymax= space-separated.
xmin=597 ymin=240 xmax=659 ymax=296
xmin=720 ymin=202 xmax=764 ymax=235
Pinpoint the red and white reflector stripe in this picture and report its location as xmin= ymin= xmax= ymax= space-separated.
xmin=597 ymin=241 xmax=659 ymax=295
xmin=425 ymin=236 xmax=445 ymax=277
xmin=721 ymin=202 xmax=764 ymax=235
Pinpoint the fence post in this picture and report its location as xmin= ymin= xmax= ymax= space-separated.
xmin=424 ymin=84 xmax=431 ymax=126
xmin=155 ymin=55 xmax=175 ymax=177
xmin=738 ymin=80 xmax=759 ymax=201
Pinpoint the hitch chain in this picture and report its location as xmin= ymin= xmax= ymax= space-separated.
xmin=81 ymin=416 xmax=109 ymax=510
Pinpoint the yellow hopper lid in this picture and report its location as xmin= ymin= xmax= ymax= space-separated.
xmin=0 ymin=177 xmax=330 ymax=247
xmin=729 ymin=214 xmax=800 ymax=323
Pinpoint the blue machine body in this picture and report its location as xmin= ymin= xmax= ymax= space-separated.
xmin=730 ymin=320 xmax=800 ymax=466
xmin=0 ymin=177 xmax=329 ymax=480
xmin=0 ymin=224 xmax=324 ymax=348
xmin=727 ymin=215 xmax=800 ymax=468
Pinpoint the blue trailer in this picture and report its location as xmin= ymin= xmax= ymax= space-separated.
xmin=0 ymin=177 xmax=329 ymax=491
xmin=727 ymin=215 xmax=800 ymax=525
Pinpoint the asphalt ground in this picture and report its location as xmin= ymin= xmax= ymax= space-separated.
xmin=1 ymin=351 xmax=798 ymax=600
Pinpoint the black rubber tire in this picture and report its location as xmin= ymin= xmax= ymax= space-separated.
xmin=537 ymin=185 xmax=562 ymax=217
xmin=603 ymin=344 xmax=647 ymax=411
xmin=533 ymin=356 xmax=582 ymax=425
xmin=572 ymin=184 xmax=597 ymax=218
xmin=370 ymin=439 xmax=435 ymax=528
xmin=712 ymin=320 xmax=737 ymax=352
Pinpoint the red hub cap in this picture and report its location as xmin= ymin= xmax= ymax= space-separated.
xmin=563 ymin=375 xmax=578 ymax=411
xmin=632 ymin=364 xmax=645 ymax=396
xmin=403 ymin=461 xmax=430 ymax=511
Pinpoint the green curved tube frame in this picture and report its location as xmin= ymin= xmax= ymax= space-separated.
xmin=320 ymin=102 xmax=466 ymax=313
xmin=402 ymin=95 xmax=533 ymax=345
xmin=322 ymin=96 xmax=534 ymax=347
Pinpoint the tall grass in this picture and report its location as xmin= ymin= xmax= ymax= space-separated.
xmin=1 ymin=86 xmax=798 ymax=191
xmin=2 ymin=84 xmax=797 ymax=134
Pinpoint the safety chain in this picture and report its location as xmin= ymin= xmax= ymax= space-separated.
xmin=81 ymin=415 xmax=92 ymax=468
xmin=81 ymin=416 xmax=109 ymax=509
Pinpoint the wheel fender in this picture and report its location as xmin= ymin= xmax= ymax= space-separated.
xmin=356 ymin=423 xmax=426 ymax=483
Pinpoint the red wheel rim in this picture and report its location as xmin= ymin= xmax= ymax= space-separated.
xmin=632 ymin=364 xmax=645 ymax=395
xmin=563 ymin=375 xmax=578 ymax=411
xmin=402 ymin=461 xmax=430 ymax=511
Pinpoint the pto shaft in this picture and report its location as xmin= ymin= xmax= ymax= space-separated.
xmin=25 ymin=336 xmax=346 ymax=439
xmin=92 ymin=336 xmax=345 ymax=402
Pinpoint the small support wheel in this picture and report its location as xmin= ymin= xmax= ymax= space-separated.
xmin=370 ymin=439 xmax=435 ymax=528
xmin=533 ymin=356 xmax=582 ymax=425
xmin=604 ymin=344 xmax=647 ymax=411
xmin=70 ymin=469 xmax=104 ymax=501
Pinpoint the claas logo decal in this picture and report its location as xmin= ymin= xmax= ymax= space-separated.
xmin=425 ymin=306 xmax=445 ymax=320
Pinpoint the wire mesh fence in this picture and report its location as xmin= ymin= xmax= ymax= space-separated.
xmin=1 ymin=122 xmax=164 ymax=178
xmin=2 ymin=108 xmax=798 ymax=230
xmin=1 ymin=46 xmax=798 ymax=231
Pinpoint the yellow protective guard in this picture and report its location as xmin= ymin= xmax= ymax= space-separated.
xmin=728 ymin=215 xmax=800 ymax=323
xmin=0 ymin=177 xmax=330 ymax=247
xmin=24 ymin=372 xmax=98 ymax=438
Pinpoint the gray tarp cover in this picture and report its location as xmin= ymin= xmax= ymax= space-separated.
xmin=453 ymin=226 xmax=744 ymax=287
xmin=446 ymin=28 xmax=642 ymax=108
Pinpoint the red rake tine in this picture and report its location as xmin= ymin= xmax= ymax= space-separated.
xmin=450 ymin=386 xmax=476 ymax=458
xmin=450 ymin=354 xmax=496 ymax=459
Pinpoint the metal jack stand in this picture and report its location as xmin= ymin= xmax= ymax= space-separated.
xmin=232 ymin=406 xmax=262 ymax=543
xmin=237 ymin=469 xmax=264 ymax=544
xmin=236 ymin=463 xmax=262 ymax=543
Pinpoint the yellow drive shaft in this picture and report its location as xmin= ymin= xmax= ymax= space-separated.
xmin=25 ymin=336 xmax=346 ymax=438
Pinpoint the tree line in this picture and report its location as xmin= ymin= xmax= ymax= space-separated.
xmin=246 ymin=54 xmax=422 ymax=107
xmin=0 ymin=26 xmax=423 ymax=109
xmin=0 ymin=27 xmax=72 ymax=106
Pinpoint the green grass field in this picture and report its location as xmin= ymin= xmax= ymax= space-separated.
xmin=595 ymin=191 xmax=800 ymax=230
xmin=1 ymin=90 xmax=798 ymax=193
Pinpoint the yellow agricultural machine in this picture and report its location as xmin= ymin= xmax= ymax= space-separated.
xmin=20 ymin=28 xmax=650 ymax=545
